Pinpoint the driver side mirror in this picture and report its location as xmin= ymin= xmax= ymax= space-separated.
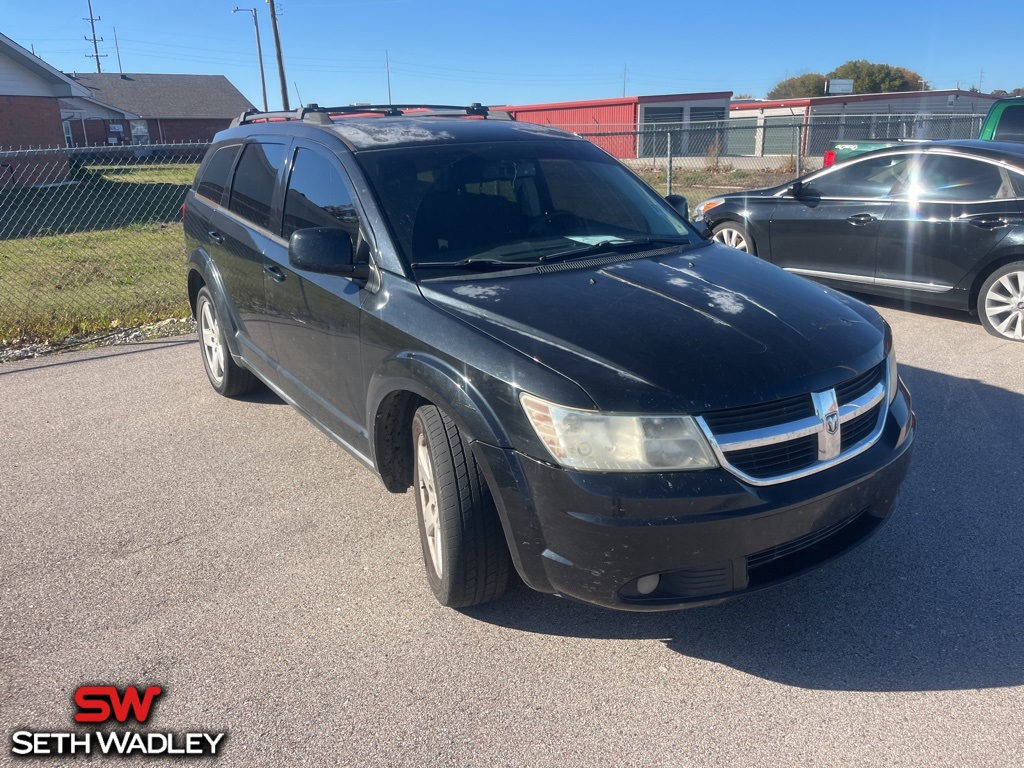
xmin=788 ymin=180 xmax=804 ymax=197
xmin=289 ymin=227 xmax=369 ymax=280
xmin=665 ymin=194 xmax=689 ymax=220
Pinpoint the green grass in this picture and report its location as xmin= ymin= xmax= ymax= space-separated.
xmin=0 ymin=160 xmax=198 ymax=239
xmin=0 ymin=223 xmax=191 ymax=343
xmin=85 ymin=163 xmax=200 ymax=185
xmin=0 ymin=158 xmax=199 ymax=343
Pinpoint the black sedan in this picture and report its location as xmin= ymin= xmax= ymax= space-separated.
xmin=693 ymin=140 xmax=1024 ymax=341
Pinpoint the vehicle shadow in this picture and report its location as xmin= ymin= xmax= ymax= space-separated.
xmin=463 ymin=364 xmax=1024 ymax=692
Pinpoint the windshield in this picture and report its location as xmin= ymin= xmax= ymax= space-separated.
xmin=355 ymin=139 xmax=694 ymax=274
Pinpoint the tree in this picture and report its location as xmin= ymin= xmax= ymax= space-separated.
xmin=826 ymin=60 xmax=927 ymax=94
xmin=766 ymin=73 xmax=826 ymax=100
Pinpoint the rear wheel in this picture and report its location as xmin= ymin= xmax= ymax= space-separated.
xmin=712 ymin=222 xmax=754 ymax=254
xmin=196 ymin=286 xmax=260 ymax=396
xmin=412 ymin=404 xmax=510 ymax=608
xmin=979 ymin=262 xmax=1024 ymax=341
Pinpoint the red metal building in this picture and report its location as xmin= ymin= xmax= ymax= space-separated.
xmin=503 ymin=92 xmax=732 ymax=159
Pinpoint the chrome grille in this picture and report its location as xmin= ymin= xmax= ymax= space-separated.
xmin=697 ymin=363 xmax=888 ymax=486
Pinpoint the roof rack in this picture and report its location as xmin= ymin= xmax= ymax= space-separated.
xmin=230 ymin=102 xmax=513 ymax=127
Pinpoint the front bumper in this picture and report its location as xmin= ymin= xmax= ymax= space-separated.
xmin=476 ymin=384 xmax=915 ymax=611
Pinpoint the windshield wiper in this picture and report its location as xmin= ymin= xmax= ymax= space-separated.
xmin=410 ymin=257 xmax=530 ymax=270
xmin=537 ymin=236 xmax=690 ymax=264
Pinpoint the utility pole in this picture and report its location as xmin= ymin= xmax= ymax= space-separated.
xmin=83 ymin=0 xmax=106 ymax=73
xmin=386 ymin=49 xmax=392 ymax=104
xmin=113 ymin=27 xmax=123 ymax=73
xmin=266 ymin=0 xmax=289 ymax=110
xmin=622 ymin=64 xmax=627 ymax=98
xmin=233 ymin=7 xmax=268 ymax=111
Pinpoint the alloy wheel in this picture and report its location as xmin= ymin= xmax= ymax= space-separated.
xmin=984 ymin=270 xmax=1024 ymax=340
xmin=713 ymin=227 xmax=749 ymax=252
xmin=200 ymin=300 xmax=226 ymax=384
xmin=416 ymin=431 xmax=443 ymax=577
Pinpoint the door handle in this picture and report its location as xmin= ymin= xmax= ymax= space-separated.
xmin=207 ymin=230 xmax=224 ymax=244
xmin=847 ymin=214 xmax=876 ymax=225
xmin=967 ymin=216 xmax=1007 ymax=229
xmin=263 ymin=264 xmax=286 ymax=282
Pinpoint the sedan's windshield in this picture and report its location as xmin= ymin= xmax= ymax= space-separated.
xmin=355 ymin=139 xmax=694 ymax=274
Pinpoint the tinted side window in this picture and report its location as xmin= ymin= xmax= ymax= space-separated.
xmin=229 ymin=142 xmax=286 ymax=229
xmin=195 ymin=144 xmax=240 ymax=205
xmin=1009 ymin=169 xmax=1024 ymax=198
xmin=993 ymin=104 xmax=1024 ymax=143
xmin=808 ymin=154 xmax=913 ymax=199
xmin=915 ymin=155 xmax=1006 ymax=202
xmin=282 ymin=148 xmax=360 ymax=241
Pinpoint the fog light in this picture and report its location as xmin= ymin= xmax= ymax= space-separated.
xmin=635 ymin=574 xmax=661 ymax=595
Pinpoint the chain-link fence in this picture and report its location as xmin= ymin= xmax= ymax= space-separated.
xmin=0 ymin=143 xmax=206 ymax=346
xmin=0 ymin=113 xmax=992 ymax=347
xmin=560 ymin=112 xmax=987 ymax=179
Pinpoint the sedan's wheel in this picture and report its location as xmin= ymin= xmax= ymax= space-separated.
xmin=195 ymin=286 xmax=260 ymax=396
xmin=979 ymin=262 xmax=1024 ymax=341
xmin=712 ymin=222 xmax=754 ymax=254
xmin=411 ymin=404 xmax=510 ymax=608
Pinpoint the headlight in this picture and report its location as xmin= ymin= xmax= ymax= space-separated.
xmin=887 ymin=346 xmax=899 ymax=403
xmin=520 ymin=393 xmax=718 ymax=472
xmin=693 ymin=197 xmax=725 ymax=221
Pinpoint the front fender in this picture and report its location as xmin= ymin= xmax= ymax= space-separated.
xmin=366 ymin=351 xmax=512 ymax=452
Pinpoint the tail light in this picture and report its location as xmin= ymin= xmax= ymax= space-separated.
xmin=823 ymin=151 xmax=836 ymax=168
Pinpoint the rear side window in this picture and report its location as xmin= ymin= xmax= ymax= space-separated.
xmin=914 ymin=155 xmax=1006 ymax=202
xmin=229 ymin=142 xmax=287 ymax=230
xmin=282 ymin=148 xmax=360 ymax=241
xmin=809 ymin=154 xmax=913 ymax=199
xmin=195 ymin=144 xmax=240 ymax=205
xmin=993 ymin=105 xmax=1024 ymax=143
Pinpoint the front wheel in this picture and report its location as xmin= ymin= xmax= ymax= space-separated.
xmin=412 ymin=404 xmax=510 ymax=608
xmin=712 ymin=222 xmax=755 ymax=254
xmin=979 ymin=262 xmax=1024 ymax=341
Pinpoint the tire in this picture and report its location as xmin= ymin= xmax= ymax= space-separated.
xmin=412 ymin=404 xmax=510 ymax=608
xmin=712 ymin=222 xmax=755 ymax=254
xmin=195 ymin=286 xmax=261 ymax=397
xmin=978 ymin=261 xmax=1024 ymax=341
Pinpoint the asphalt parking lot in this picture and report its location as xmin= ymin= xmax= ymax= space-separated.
xmin=2 ymin=297 xmax=1022 ymax=767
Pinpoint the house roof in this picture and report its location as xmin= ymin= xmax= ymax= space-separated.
xmin=64 ymin=73 xmax=254 ymax=119
xmin=0 ymin=32 xmax=90 ymax=98
xmin=58 ymin=96 xmax=138 ymax=120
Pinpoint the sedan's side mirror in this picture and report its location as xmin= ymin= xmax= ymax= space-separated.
xmin=665 ymin=194 xmax=689 ymax=220
xmin=692 ymin=220 xmax=712 ymax=240
xmin=289 ymin=227 xmax=369 ymax=280
xmin=788 ymin=180 xmax=804 ymax=197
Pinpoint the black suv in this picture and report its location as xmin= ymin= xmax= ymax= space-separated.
xmin=184 ymin=104 xmax=915 ymax=611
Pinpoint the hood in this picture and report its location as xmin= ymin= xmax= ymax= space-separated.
xmin=419 ymin=244 xmax=886 ymax=413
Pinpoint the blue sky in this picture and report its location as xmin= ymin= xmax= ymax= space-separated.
xmin=5 ymin=0 xmax=1023 ymax=109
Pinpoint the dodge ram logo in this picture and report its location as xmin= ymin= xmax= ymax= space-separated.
xmin=825 ymin=411 xmax=839 ymax=435
xmin=811 ymin=389 xmax=842 ymax=461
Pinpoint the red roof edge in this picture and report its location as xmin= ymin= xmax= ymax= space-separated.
xmin=502 ymin=91 xmax=731 ymax=113
xmin=732 ymin=89 xmax=1003 ymax=111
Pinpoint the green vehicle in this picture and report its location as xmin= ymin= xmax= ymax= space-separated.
xmin=822 ymin=97 xmax=1024 ymax=166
